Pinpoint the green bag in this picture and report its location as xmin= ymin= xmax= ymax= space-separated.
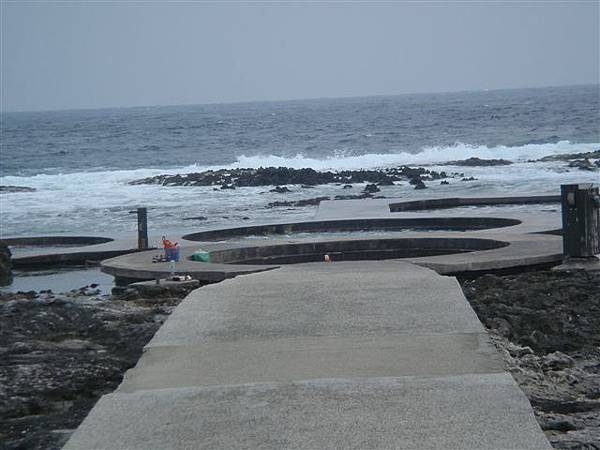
xmin=191 ymin=250 xmax=210 ymax=262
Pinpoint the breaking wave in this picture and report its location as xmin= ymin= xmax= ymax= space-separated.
xmin=2 ymin=140 xmax=597 ymax=188
xmin=227 ymin=141 xmax=598 ymax=171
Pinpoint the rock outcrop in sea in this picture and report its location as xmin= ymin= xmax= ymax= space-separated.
xmin=536 ymin=150 xmax=600 ymax=162
xmin=0 ymin=185 xmax=36 ymax=193
xmin=536 ymin=150 xmax=600 ymax=171
xmin=129 ymin=166 xmax=450 ymax=189
xmin=442 ymin=157 xmax=513 ymax=166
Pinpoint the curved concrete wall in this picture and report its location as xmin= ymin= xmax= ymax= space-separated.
xmin=208 ymin=237 xmax=510 ymax=265
xmin=3 ymin=236 xmax=113 ymax=247
xmin=389 ymin=195 xmax=560 ymax=212
xmin=183 ymin=218 xmax=521 ymax=242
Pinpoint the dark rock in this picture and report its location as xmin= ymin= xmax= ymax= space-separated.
xmin=182 ymin=216 xmax=208 ymax=221
xmin=390 ymin=166 xmax=427 ymax=180
xmin=10 ymin=290 xmax=38 ymax=300
xmin=537 ymin=150 xmax=600 ymax=162
xmin=125 ymin=280 xmax=200 ymax=298
xmin=488 ymin=317 xmax=512 ymax=338
xmin=0 ymin=241 xmax=12 ymax=286
xmin=411 ymin=178 xmax=427 ymax=190
xmin=270 ymin=186 xmax=291 ymax=193
xmin=443 ymin=157 xmax=513 ymax=166
xmin=267 ymin=196 xmax=330 ymax=208
xmin=463 ymin=270 xmax=600 ymax=354
xmin=111 ymin=286 xmax=140 ymax=300
xmin=440 ymin=180 xmax=450 ymax=185
xmin=129 ymin=165 xmax=453 ymax=189
xmin=0 ymin=185 xmax=36 ymax=193
xmin=408 ymin=176 xmax=422 ymax=185
xmin=64 ymin=285 xmax=101 ymax=298
xmin=334 ymin=194 xmax=373 ymax=200
xmin=504 ymin=342 xmax=534 ymax=358
xmin=220 ymin=184 xmax=235 ymax=190
xmin=461 ymin=177 xmax=478 ymax=181
xmin=343 ymin=184 xmax=353 ymax=189
xmin=530 ymin=397 xmax=600 ymax=415
xmin=540 ymin=418 xmax=578 ymax=432
xmin=362 ymin=184 xmax=380 ymax=194
xmin=543 ymin=351 xmax=575 ymax=371
xmin=460 ymin=270 xmax=600 ymax=449
xmin=568 ymin=159 xmax=597 ymax=171
xmin=529 ymin=329 xmax=550 ymax=349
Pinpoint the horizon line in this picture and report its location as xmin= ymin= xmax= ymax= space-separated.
xmin=2 ymin=82 xmax=598 ymax=115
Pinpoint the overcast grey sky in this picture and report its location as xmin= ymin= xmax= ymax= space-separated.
xmin=1 ymin=1 xmax=598 ymax=112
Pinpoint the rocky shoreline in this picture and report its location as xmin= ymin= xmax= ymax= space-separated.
xmin=0 ymin=283 xmax=197 ymax=450
xmin=461 ymin=270 xmax=600 ymax=450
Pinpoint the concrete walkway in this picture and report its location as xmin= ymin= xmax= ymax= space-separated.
xmin=64 ymin=261 xmax=550 ymax=449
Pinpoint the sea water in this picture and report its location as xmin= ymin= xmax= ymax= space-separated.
xmin=1 ymin=84 xmax=598 ymax=237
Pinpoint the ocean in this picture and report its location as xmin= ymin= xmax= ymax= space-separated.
xmin=1 ymin=84 xmax=599 ymax=237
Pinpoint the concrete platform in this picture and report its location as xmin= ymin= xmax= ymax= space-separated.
xmin=96 ymin=195 xmax=563 ymax=282
xmin=5 ymin=195 xmax=563 ymax=281
xmin=405 ymin=233 xmax=561 ymax=273
xmin=4 ymin=234 xmax=145 ymax=268
xmin=64 ymin=262 xmax=550 ymax=449
xmin=100 ymin=246 xmax=279 ymax=284
xmin=100 ymin=227 xmax=561 ymax=283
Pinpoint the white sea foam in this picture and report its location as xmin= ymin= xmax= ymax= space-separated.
xmin=2 ymin=140 xmax=597 ymax=186
xmin=227 ymin=141 xmax=598 ymax=171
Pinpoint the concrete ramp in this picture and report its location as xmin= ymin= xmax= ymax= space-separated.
xmin=64 ymin=262 xmax=550 ymax=450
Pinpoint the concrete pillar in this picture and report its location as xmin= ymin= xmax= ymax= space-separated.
xmin=137 ymin=207 xmax=149 ymax=250
xmin=560 ymin=184 xmax=600 ymax=265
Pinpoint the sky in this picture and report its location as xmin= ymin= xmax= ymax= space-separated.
xmin=1 ymin=1 xmax=599 ymax=112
